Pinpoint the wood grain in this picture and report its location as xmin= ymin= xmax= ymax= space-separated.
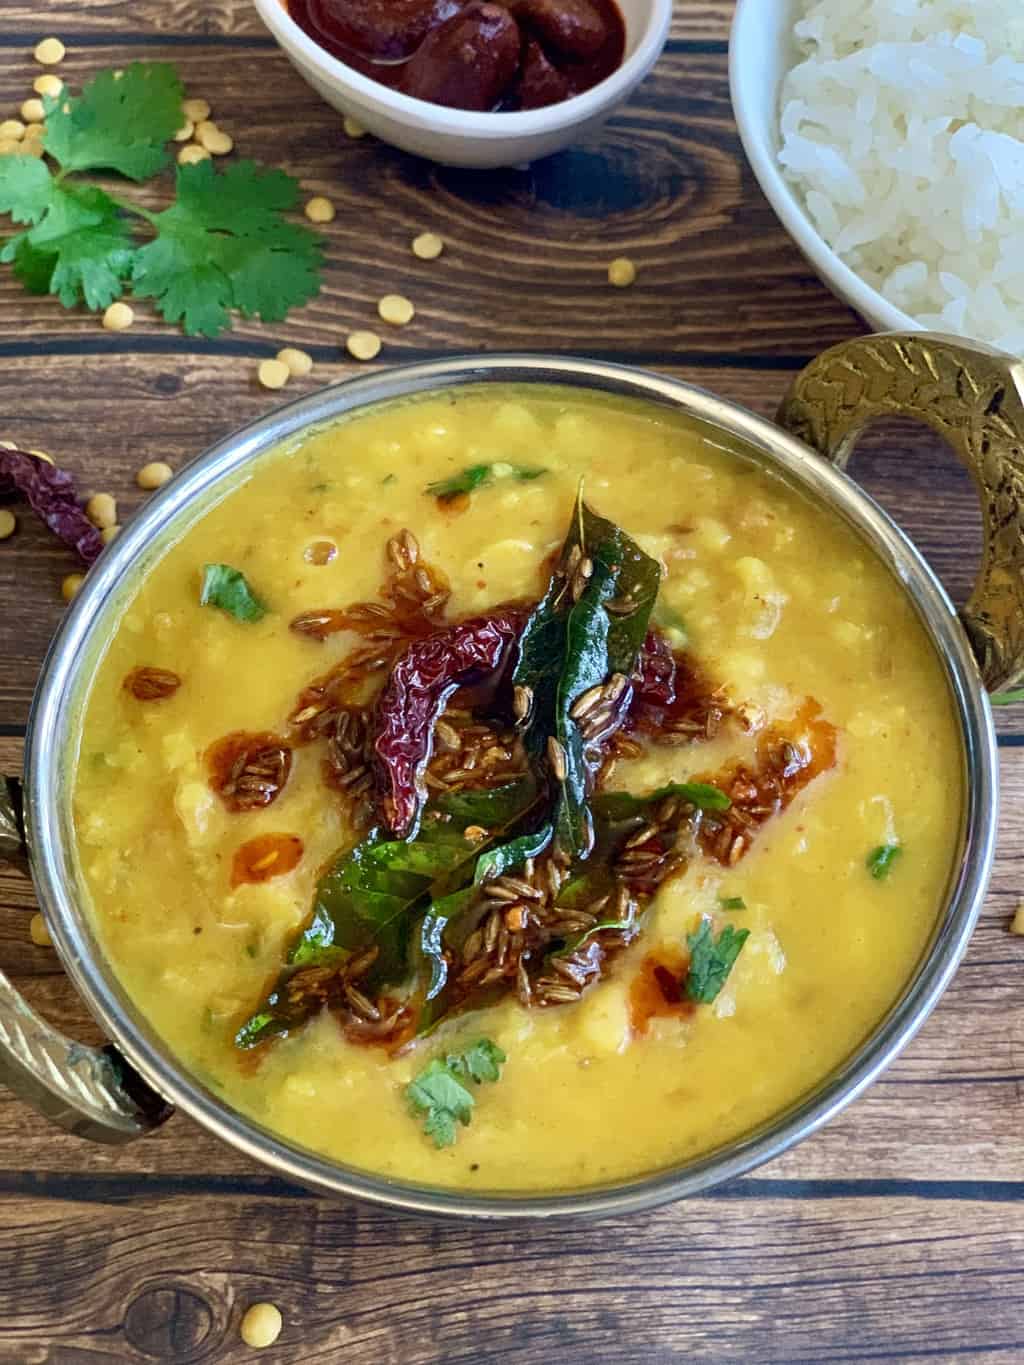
xmin=0 ymin=1 xmax=731 ymax=45
xmin=0 ymin=45 xmax=859 ymax=359
xmin=2 ymin=1186 xmax=1024 ymax=1364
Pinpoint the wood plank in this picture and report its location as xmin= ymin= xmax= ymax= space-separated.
xmin=1 ymin=1185 xmax=1023 ymax=1363
xmin=2 ymin=729 xmax=1023 ymax=1182
xmin=0 ymin=0 xmax=733 ymax=46
xmin=0 ymin=45 xmax=860 ymax=360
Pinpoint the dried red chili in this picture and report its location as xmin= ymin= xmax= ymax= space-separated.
xmin=372 ymin=609 xmax=523 ymax=837
xmin=0 ymin=446 xmax=103 ymax=565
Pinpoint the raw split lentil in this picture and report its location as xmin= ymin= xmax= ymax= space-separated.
xmin=29 ymin=913 xmax=52 ymax=947
xmin=34 ymin=74 xmax=63 ymax=97
xmin=412 ymin=231 xmax=444 ymax=260
xmin=258 ymin=358 xmax=290 ymax=390
xmin=304 ymin=196 xmax=335 ymax=224
xmin=343 ymin=115 xmax=366 ymax=138
xmin=0 ymin=509 xmax=15 ymax=540
xmin=33 ymin=37 xmax=65 ymax=65
xmin=85 ymin=493 xmax=117 ymax=530
xmin=608 ymin=257 xmax=637 ymax=288
xmin=346 ymin=330 xmax=381 ymax=361
xmin=102 ymin=301 xmax=134 ymax=331
xmin=61 ymin=573 xmax=83 ymax=602
xmin=240 ymin=1303 xmax=282 ymax=1349
xmin=137 ymin=461 xmax=173 ymax=491
xmin=378 ymin=294 xmax=415 ymax=326
xmin=178 ymin=144 xmax=210 ymax=165
xmin=277 ymin=347 xmax=313 ymax=377
xmin=20 ymin=98 xmax=45 ymax=124
xmin=182 ymin=97 xmax=211 ymax=123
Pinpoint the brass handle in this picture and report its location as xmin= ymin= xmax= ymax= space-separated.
xmin=0 ymin=775 xmax=172 ymax=1143
xmin=777 ymin=332 xmax=1024 ymax=694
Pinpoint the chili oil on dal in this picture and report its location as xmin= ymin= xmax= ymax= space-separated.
xmin=73 ymin=387 xmax=963 ymax=1191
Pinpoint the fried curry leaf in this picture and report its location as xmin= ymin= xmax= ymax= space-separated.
xmin=474 ymin=824 xmax=552 ymax=884
xmin=685 ymin=919 xmax=749 ymax=1004
xmin=406 ymin=1038 xmax=506 ymax=1148
xmin=513 ymin=489 xmax=661 ymax=859
xmin=867 ymin=842 xmax=902 ymax=880
xmin=426 ymin=462 xmax=547 ymax=501
xmin=199 ymin=564 xmax=267 ymax=623
xmin=594 ymin=781 xmax=731 ymax=821
xmin=236 ymin=779 xmax=542 ymax=1048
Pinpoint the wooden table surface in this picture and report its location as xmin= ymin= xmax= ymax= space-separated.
xmin=2 ymin=3 xmax=1024 ymax=1361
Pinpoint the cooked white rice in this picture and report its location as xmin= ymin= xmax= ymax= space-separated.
xmin=778 ymin=0 xmax=1024 ymax=352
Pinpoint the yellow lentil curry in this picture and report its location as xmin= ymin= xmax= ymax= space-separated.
xmin=74 ymin=387 xmax=963 ymax=1191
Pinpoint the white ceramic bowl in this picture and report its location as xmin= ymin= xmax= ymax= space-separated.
xmin=254 ymin=0 xmax=673 ymax=169
xmin=729 ymin=0 xmax=915 ymax=332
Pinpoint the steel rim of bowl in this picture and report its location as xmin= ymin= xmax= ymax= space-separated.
xmin=25 ymin=355 xmax=997 ymax=1219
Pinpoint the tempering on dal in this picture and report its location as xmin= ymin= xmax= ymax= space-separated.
xmin=73 ymin=387 xmax=963 ymax=1191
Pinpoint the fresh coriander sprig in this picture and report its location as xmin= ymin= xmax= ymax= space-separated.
xmin=0 ymin=62 xmax=324 ymax=336
xmin=405 ymin=1039 xmax=506 ymax=1148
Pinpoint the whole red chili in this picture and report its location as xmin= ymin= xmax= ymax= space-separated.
xmin=373 ymin=609 xmax=523 ymax=837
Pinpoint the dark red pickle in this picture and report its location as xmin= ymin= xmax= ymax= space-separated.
xmin=298 ymin=0 xmax=465 ymax=60
xmin=518 ymin=38 xmax=572 ymax=108
xmin=401 ymin=4 xmax=522 ymax=111
xmin=507 ymin=0 xmax=607 ymax=58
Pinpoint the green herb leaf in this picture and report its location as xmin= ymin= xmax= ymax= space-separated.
xmin=594 ymin=781 xmax=731 ymax=821
xmin=406 ymin=1038 xmax=506 ymax=1148
xmin=43 ymin=62 xmax=184 ymax=180
xmin=474 ymin=824 xmax=552 ymax=884
xmin=200 ymin=564 xmax=267 ymax=623
xmin=426 ymin=463 xmax=547 ymax=500
xmin=0 ymin=166 xmax=134 ymax=310
xmin=718 ymin=896 xmax=746 ymax=911
xmin=685 ymin=919 xmax=749 ymax=1004
xmin=131 ymin=160 xmax=324 ymax=337
xmin=991 ymin=689 xmax=1024 ymax=706
xmin=237 ymin=779 xmax=543 ymax=1048
xmin=513 ymin=489 xmax=661 ymax=860
xmin=867 ymin=842 xmax=902 ymax=880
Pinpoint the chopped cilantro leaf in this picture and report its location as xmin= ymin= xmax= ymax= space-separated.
xmin=867 ymin=843 xmax=902 ymax=880
xmin=406 ymin=1038 xmax=506 ymax=1148
xmin=426 ymin=463 xmax=547 ymax=501
xmin=719 ymin=896 xmax=746 ymax=911
xmin=685 ymin=919 xmax=749 ymax=1004
xmin=199 ymin=564 xmax=267 ymax=623
xmin=991 ymin=689 xmax=1024 ymax=706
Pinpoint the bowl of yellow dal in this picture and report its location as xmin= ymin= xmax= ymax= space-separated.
xmin=0 ymin=332 xmax=1017 ymax=1216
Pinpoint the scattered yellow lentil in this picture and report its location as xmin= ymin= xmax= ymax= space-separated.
xmin=178 ymin=144 xmax=210 ymax=166
xmin=197 ymin=123 xmax=233 ymax=156
xmin=20 ymin=98 xmax=45 ymax=124
xmin=1011 ymin=904 xmax=1024 ymax=936
xmin=608 ymin=257 xmax=637 ymax=288
xmin=61 ymin=573 xmax=84 ymax=603
xmin=277 ymin=347 xmax=313 ymax=378
xmin=412 ymin=231 xmax=444 ymax=261
xmin=100 ymin=524 xmax=121 ymax=546
xmin=0 ymin=119 xmax=25 ymax=140
xmin=85 ymin=492 xmax=117 ymax=530
xmin=304 ymin=195 xmax=335 ymax=224
xmin=34 ymin=37 xmax=66 ymax=66
xmin=34 ymin=73 xmax=63 ymax=98
xmin=257 ymin=358 xmax=290 ymax=390
xmin=346 ymin=330 xmax=382 ymax=361
xmin=136 ymin=461 xmax=173 ymax=491
xmin=182 ymin=97 xmax=211 ymax=123
xmin=240 ymin=1304 xmax=282 ymax=1350
xmin=378 ymin=293 xmax=415 ymax=326
xmin=173 ymin=119 xmax=194 ymax=142
xmin=102 ymin=301 xmax=134 ymax=332
xmin=29 ymin=913 xmax=53 ymax=947
xmin=343 ymin=115 xmax=366 ymax=139
xmin=0 ymin=509 xmax=16 ymax=541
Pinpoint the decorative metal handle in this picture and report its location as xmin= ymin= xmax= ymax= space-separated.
xmin=0 ymin=775 xmax=172 ymax=1143
xmin=778 ymin=332 xmax=1024 ymax=693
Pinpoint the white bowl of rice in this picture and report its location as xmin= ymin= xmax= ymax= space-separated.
xmin=730 ymin=0 xmax=1024 ymax=353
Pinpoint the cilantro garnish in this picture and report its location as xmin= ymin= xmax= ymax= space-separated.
xmin=426 ymin=463 xmax=548 ymax=501
xmin=0 ymin=62 xmax=323 ymax=335
xmin=200 ymin=564 xmax=267 ymax=623
xmin=685 ymin=919 xmax=749 ymax=1004
xmin=406 ymin=1038 xmax=506 ymax=1148
xmin=719 ymin=896 xmax=746 ymax=911
xmin=867 ymin=842 xmax=902 ymax=880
